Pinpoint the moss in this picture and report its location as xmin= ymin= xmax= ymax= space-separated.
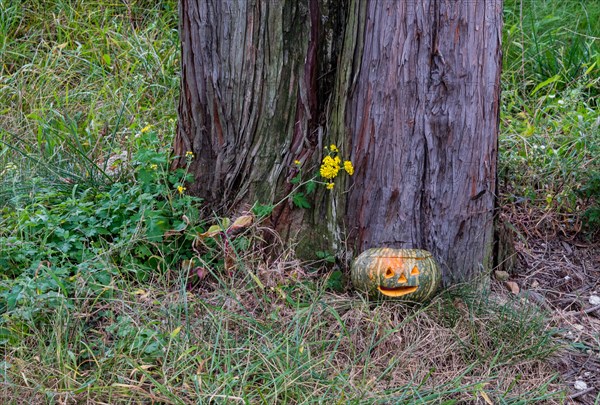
xmin=292 ymin=222 xmax=333 ymax=261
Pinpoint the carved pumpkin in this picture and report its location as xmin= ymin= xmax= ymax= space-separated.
xmin=351 ymin=248 xmax=441 ymax=301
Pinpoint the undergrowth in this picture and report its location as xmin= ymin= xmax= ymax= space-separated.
xmin=501 ymin=0 xmax=600 ymax=237
xmin=0 ymin=0 xmax=593 ymax=403
xmin=1 ymin=263 xmax=564 ymax=403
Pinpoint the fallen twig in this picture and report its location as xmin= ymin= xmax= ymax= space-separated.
xmin=568 ymin=386 xmax=595 ymax=400
xmin=583 ymin=304 xmax=600 ymax=314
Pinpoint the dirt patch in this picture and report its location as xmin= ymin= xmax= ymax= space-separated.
xmin=502 ymin=214 xmax=600 ymax=403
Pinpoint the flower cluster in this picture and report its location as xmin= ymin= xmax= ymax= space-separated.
xmin=319 ymin=144 xmax=354 ymax=190
xmin=343 ymin=160 xmax=354 ymax=176
xmin=320 ymin=155 xmax=341 ymax=179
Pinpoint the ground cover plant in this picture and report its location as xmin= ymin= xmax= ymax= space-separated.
xmin=0 ymin=0 xmax=598 ymax=403
xmin=501 ymin=0 xmax=600 ymax=237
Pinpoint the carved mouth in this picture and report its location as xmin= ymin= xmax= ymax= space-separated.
xmin=378 ymin=286 xmax=418 ymax=297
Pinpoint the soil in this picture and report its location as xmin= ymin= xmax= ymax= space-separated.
xmin=502 ymin=211 xmax=600 ymax=404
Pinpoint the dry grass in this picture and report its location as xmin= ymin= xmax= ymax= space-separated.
xmin=0 ymin=203 xmax=568 ymax=403
xmin=501 ymin=210 xmax=600 ymax=403
xmin=1 ymin=230 xmax=565 ymax=403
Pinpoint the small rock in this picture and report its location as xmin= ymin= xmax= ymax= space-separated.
xmin=495 ymin=270 xmax=510 ymax=281
xmin=574 ymin=380 xmax=588 ymax=391
xmin=521 ymin=290 xmax=548 ymax=309
xmin=564 ymin=275 xmax=571 ymax=281
xmin=589 ymin=295 xmax=600 ymax=305
xmin=531 ymin=280 xmax=540 ymax=289
xmin=504 ymin=281 xmax=520 ymax=294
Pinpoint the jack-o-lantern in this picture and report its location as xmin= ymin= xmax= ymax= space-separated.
xmin=351 ymin=248 xmax=441 ymax=301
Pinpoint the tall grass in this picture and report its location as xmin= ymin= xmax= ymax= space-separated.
xmin=503 ymin=0 xmax=600 ymax=94
xmin=0 ymin=0 xmax=179 ymax=195
xmin=1 ymin=263 xmax=564 ymax=403
xmin=501 ymin=0 xmax=600 ymax=235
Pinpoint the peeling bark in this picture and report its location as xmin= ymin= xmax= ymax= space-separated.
xmin=344 ymin=0 xmax=502 ymax=283
xmin=175 ymin=0 xmax=503 ymax=284
xmin=175 ymin=0 xmax=318 ymax=210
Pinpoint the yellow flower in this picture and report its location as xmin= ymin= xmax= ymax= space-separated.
xmin=326 ymin=182 xmax=334 ymax=190
xmin=140 ymin=124 xmax=152 ymax=133
xmin=185 ymin=151 xmax=195 ymax=160
xmin=343 ymin=160 xmax=354 ymax=176
xmin=150 ymin=164 xmax=158 ymax=170
xmin=322 ymin=155 xmax=335 ymax=165
xmin=177 ymin=185 xmax=186 ymax=195
xmin=329 ymin=144 xmax=338 ymax=152
xmin=320 ymin=165 xmax=337 ymax=179
xmin=320 ymin=155 xmax=340 ymax=179
xmin=294 ymin=159 xmax=301 ymax=165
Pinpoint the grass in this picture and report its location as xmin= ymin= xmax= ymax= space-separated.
xmin=1 ymin=264 xmax=563 ymax=403
xmin=1 ymin=0 xmax=597 ymax=403
xmin=0 ymin=0 xmax=179 ymax=193
xmin=500 ymin=0 xmax=600 ymax=237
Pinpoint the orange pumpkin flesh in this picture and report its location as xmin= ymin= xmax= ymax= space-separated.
xmin=378 ymin=285 xmax=418 ymax=297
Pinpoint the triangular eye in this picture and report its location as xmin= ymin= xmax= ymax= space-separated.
xmin=384 ymin=267 xmax=394 ymax=279
xmin=411 ymin=266 xmax=420 ymax=276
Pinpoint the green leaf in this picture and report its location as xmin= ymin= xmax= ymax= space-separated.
xmin=325 ymin=270 xmax=345 ymax=292
xmin=252 ymin=203 xmax=274 ymax=218
xmin=530 ymin=74 xmax=560 ymax=96
xmin=207 ymin=224 xmax=222 ymax=234
xmin=134 ymin=244 xmax=153 ymax=259
xmin=92 ymin=270 xmax=112 ymax=286
xmin=584 ymin=61 xmax=597 ymax=76
xmin=305 ymin=179 xmax=316 ymax=194
xmin=292 ymin=193 xmax=311 ymax=209
xmin=218 ymin=217 xmax=231 ymax=229
xmin=316 ymin=250 xmax=336 ymax=263
xmin=0 ymin=328 xmax=18 ymax=345
xmin=146 ymin=214 xmax=169 ymax=241
xmin=290 ymin=174 xmax=302 ymax=185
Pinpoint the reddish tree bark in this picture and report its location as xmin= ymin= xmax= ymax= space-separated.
xmin=342 ymin=1 xmax=502 ymax=283
xmin=174 ymin=0 xmax=503 ymax=284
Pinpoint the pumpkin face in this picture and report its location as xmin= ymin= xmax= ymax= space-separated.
xmin=351 ymin=248 xmax=441 ymax=301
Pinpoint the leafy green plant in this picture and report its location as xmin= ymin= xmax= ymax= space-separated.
xmin=577 ymin=171 xmax=600 ymax=232
xmin=0 ymin=130 xmax=203 ymax=335
xmin=500 ymin=1 xmax=600 ymax=236
xmin=106 ymin=315 xmax=168 ymax=361
xmin=287 ymin=144 xmax=354 ymax=209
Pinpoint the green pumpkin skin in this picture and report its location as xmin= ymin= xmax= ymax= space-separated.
xmin=351 ymin=248 xmax=441 ymax=301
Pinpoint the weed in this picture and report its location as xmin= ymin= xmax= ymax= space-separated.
xmin=501 ymin=0 xmax=600 ymax=236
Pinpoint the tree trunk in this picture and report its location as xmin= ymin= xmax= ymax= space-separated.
xmin=174 ymin=0 xmax=503 ymax=284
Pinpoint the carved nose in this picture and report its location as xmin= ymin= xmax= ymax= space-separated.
xmin=398 ymin=273 xmax=407 ymax=283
